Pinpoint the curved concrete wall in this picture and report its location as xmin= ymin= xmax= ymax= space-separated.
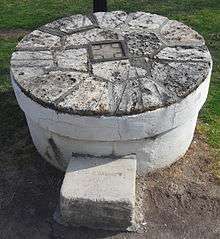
xmin=11 ymin=67 xmax=211 ymax=173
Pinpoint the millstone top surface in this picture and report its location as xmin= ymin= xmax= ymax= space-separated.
xmin=11 ymin=12 xmax=212 ymax=116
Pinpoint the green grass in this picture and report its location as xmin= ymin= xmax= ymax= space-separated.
xmin=0 ymin=0 xmax=219 ymax=173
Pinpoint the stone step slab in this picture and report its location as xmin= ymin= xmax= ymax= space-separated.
xmin=60 ymin=154 xmax=137 ymax=231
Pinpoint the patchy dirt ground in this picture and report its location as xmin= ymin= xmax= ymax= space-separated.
xmin=0 ymin=117 xmax=219 ymax=239
xmin=0 ymin=29 xmax=30 ymax=39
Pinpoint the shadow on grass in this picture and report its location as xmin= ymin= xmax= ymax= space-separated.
xmin=0 ymin=90 xmax=122 ymax=239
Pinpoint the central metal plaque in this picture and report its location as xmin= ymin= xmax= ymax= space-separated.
xmin=89 ymin=40 xmax=128 ymax=63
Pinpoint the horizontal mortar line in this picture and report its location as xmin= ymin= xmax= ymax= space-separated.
xmin=64 ymin=25 xmax=97 ymax=35
xmin=55 ymin=67 xmax=88 ymax=73
xmin=39 ymin=121 xmax=180 ymax=143
xmin=11 ymin=58 xmax=53 ymax=61
xmin=93 ymin=74 xmax=116 ymax=84
xmin=15 ymin=47 xmax=61 ymax=52
xmin=154 ymin=58 xmax=211 ymax=64
xmin=38 ymin=27 xmax=66 ymax=37
xmin=64 ymin=44 xmax=89 ymax=50
xmin=42 ymin=66 xmax=88 ymax=74
xmin=166 ymin=42 xmax=206 ymax=48
xmin=11 ymin=64 xmax=53 ymax=68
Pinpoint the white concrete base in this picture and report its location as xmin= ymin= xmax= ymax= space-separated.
xmin=11 ymin=66 xmax=211 ymax=173
xmin=60 ymin=155 xmax=137 ymax=231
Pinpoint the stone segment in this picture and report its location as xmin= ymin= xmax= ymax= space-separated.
xmin=161 ymin=20 xmax=205 ymax=46
xmin=94 ymin=11 xmax=128 ymax=29
xmin=126 ymin=12 xmax=168 ymax=31
xmin=151 ymin=61 xmax=210 ymax=98
xmin=60 ymin=155 xmax=136 ymax=230
xmin=16 ymin=30 xmax=61 ymax=50
xmin=92 ymin=59 xmax=131 ymax=82
xmin=125 ymin=32 xmax=162 ymax=57
xmin=11 ymin=51 xmax=54 ymax=68
xmin=11 ymin=67 xmax=45 ymax=83
xmin=43 ymin=15 xmax=93 ymax=34
xmin=56 ymin=48 xmax=88 ymax=72
xmin=156 ymin=46 xmax=211 ymax=62
xmin=19 ymin=71 xmax=83 ymax=103
xmin=66 ymin=28 xmax=119 ymax=47
xmin=58 ymin=76 xmax=109 ymax=114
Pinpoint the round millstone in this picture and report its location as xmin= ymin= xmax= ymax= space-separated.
xmin=11 ymin=11 xmax=212 ymax=116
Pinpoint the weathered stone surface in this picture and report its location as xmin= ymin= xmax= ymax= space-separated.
xmin=16 ymin=30 xmax=61 ymax=50
xmin=125 ymin=32 xmax=162 ymax=57
xmin=58 ymin=76 xmax=109 ymax=114
xmin=11 ymin=12 xmax=212 ymax=116
xmin=126 ymin=12 xmax=168 ymax=31
xmin=160 ymin=20 xmax=205 ymax=46
xmin=155 ymin=46 xmax=211 ymax=62
xmin=11 ymin=51 xmax=54 ymax=68
xmin=60 ymin=154 xmax=136 ymax=231
xmin=151 ymin=61 xmax=210 ymax=98
xmin=43 ymin=14 xmax=93 ymax=34
xmin=66 ymin=28 xmax=118 ymax=47
xmin=17 ymin=71 xmax=82 ymax=103
xmin=94 ymin=11 xmax=127 ymax=29
xmin=92 ymin=60 xmax=130 ymax=82
xmin=56 ymin=48 xmax=88 ymax=71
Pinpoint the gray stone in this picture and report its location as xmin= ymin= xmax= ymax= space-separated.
xmin=92 ymin=59 xmax=131 ymax=82
xmin=57 ymin=76 xmax=110 ymax=115
xmin=56 ymin=48 xmax=88 ymax=72
xmin=155 ymin=46 xmax=211 ymax=62
xmin=10 ymin=12 xmax=212 ymax=116
xmin=11 ymin=51 xmax=54 ymax=68
xmin=16 ymin=30 xmax=61 ymax=50
xmin=66 ymin=28 xmax=118 ymax=47
xmin=126 ymin=12 xmax=168 ymax=31
xmin=43 ymin=14 xmax=93 ymax=34
xmin=94 ymin=11 xmax=127 ymax=29
xmin=19 ymin=71 xmax=83 ymax=103
xmin=151 ymin=61 xmax=210 ymax=98
xmin=60 ymin=154 xmax=137 ymax=231
xmin=125 ymin=32 xmax=162 ymax=57
xmin=160 ymin=20 xmax=205 ymax=46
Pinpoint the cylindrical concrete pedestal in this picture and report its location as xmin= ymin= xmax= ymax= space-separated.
xmin=10 ymin=11 xmax=212 ymax=231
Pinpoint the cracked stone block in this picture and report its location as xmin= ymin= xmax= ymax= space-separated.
xmin=11 ymin=67 xmax=45 ymax=83
xmin=16 ymin=30 xmax=61 ymax=50
xmin=66 ymin=28 xmax=118 ymax=47
xmin=92 ymin=60 xmax=131 ymax=82
xmin=60 ymin=155 xmax=137 ymax=231
xmin=125 ymin=32 xmax=162 ymax=57
xmin=57 ymin=76 xmax=110 ymax=115
xmin=43 ymin=15 xmax=93 ymax=34
xmin=11 ymin=51 xmax=54 ymax=68
xmin=94 ymin=11 xmax=127 ymax=29
xmin=126 ymin=12 xmax=168 ymax=31
xmin=151 ymin=61 xmax=211 ymax=98
xmin=155 ymin=46 xmax=212 ymax=62
xmin=161 ymin=20 xmax=205 ymax=46
xmin=21 ymin=71 xmax=83 ymax=104
xmin=56 ymin=49 xmax=88 ymax=72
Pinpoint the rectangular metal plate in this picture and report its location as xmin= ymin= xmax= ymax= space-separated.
xmin=88 ymin=40 xmax=129 ymax=63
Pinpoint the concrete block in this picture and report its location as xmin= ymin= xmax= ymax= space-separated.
xmin=60 ymin=155 xmax=137 ymax=231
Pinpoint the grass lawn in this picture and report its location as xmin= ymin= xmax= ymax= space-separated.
xmin=0 ymin=0 xmax=219 ymax=175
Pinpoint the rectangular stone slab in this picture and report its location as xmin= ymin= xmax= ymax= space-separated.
xmin=60 ymin=154 xmax=137 ymax=231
